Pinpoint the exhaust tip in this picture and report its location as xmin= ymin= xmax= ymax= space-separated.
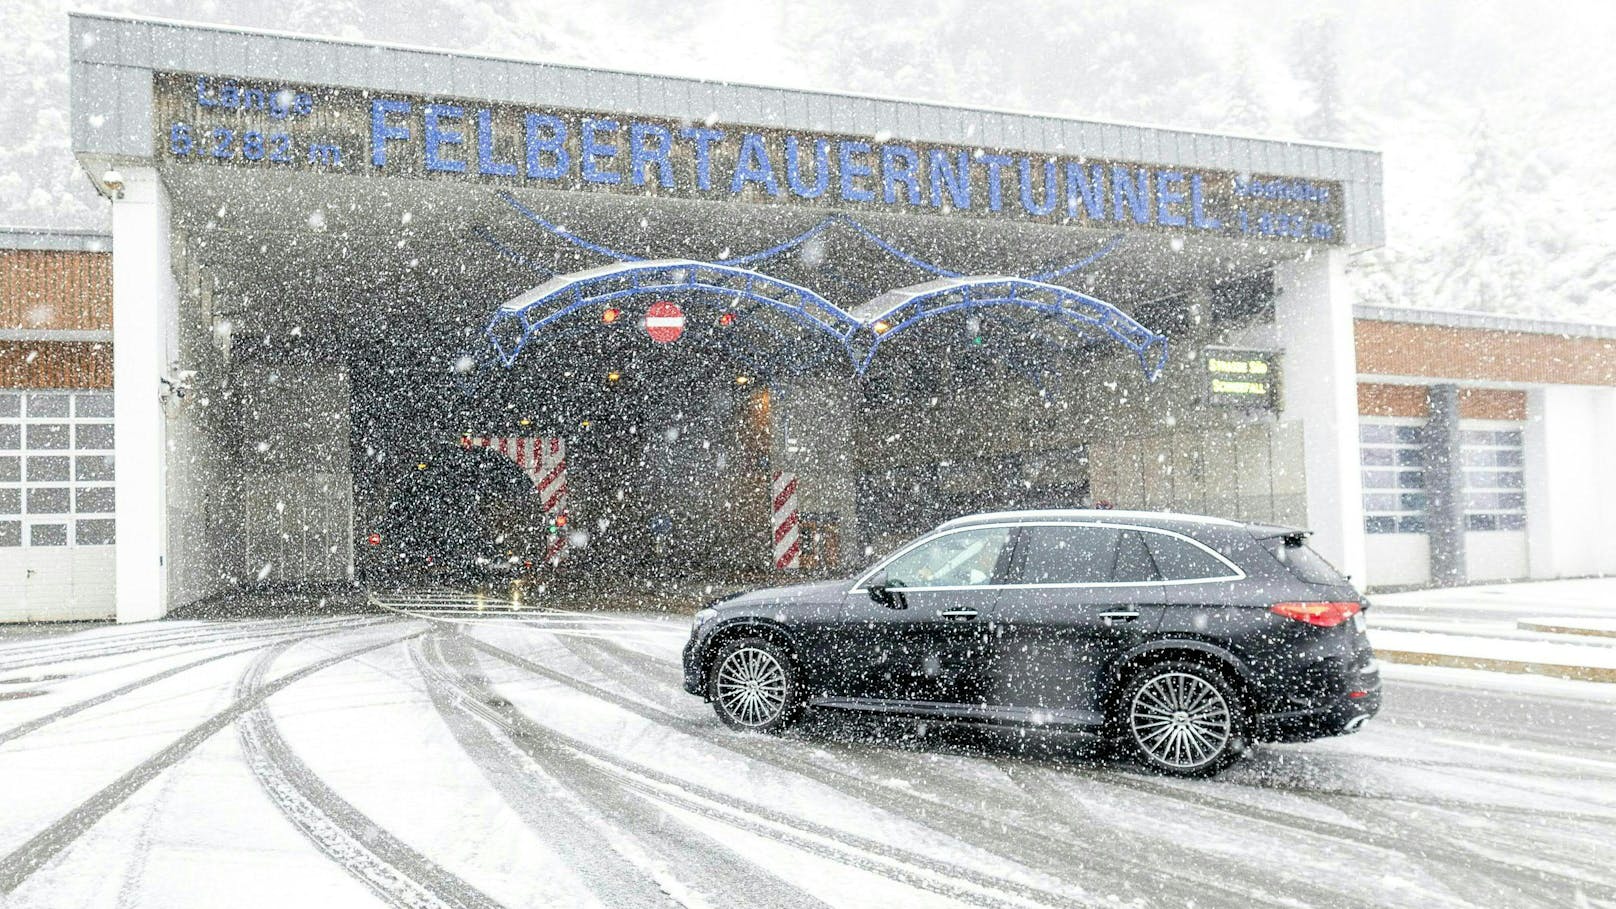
xmin=1344 ymin=714 xmax=1370 ymax=734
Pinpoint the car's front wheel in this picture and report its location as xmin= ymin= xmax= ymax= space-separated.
xmin=1118 ymin=661 xmax=1247 ymax=777
xmin=708 ymin=637 xmax=800 ymax=733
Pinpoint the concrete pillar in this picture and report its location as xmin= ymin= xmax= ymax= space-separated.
xmin=1273 ymin=250 xmax=1366 ymax=584
xmin=111 ymin=168 xmax=178 ymax=622
xmin=1423 ymin=384 xmax=1467 ymax=586
xmin=1525 ymin=386 xmax=1616 ymax=579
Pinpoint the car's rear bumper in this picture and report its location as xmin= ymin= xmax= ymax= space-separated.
xmin=1254 ymin=651 xmax=1382 ymax=742
xmin=1256 ymin=688 xmax=1380 ymax=741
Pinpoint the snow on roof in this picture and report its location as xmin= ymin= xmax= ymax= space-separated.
xmin=1355 ymin=304 xmax=1616 ymax=341
xmin=497 ymin=259 xmax=706 ymax=313
xmin=0 ymin=227 xmax=111 ymax=253
xmin=937 ymin=509 xmax=1245 ymax=530
xmin=849 ymin=276 xmax=1022 ymax=323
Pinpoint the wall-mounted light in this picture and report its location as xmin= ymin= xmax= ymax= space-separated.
xmin=101 ymin=169 xmax=125 ymax=199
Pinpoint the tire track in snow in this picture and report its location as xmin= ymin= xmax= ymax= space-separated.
xmin=451 ymin=630 xmax=1092 ymax=909
xmin=412 ymin=634 xmax=823 ymax=909
xmin=235 ymin=635 xmax=506 ymax=909
xmin=0 ymin=625 xmax=417 ymax=895
xmin=1046 ymin=762 xmax=1616 ymax=907
xmin=0 ymin=621 xmax=392 ymax=747
xmin=551 ymin=630 xmax=1390 ymax=909
xmin=0 ymin=616 xmax=390 ymax=673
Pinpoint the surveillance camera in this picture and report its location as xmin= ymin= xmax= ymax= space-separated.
xmin=101 ymin=169 xmax=125 ymax=198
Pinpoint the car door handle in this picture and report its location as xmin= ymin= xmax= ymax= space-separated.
xmin=1098 ymin=610 xmax=1140 ymax=622
xmin=937 ymin=608 xmax=979 ymax=620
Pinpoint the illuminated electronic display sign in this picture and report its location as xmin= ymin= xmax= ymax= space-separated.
xmin=1202 ymin=347 xmax=1280 ymax=409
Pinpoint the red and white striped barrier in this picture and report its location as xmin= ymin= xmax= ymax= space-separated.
xmin=771 ymin=470 xmax=800 ymax=571
xmin=462 ymin=435 xmax=570 ymax=564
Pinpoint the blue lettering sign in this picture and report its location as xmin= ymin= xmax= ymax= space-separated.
xmin=928 ymin=150 xmax=971 ymax=210
xmin=1112 ymin=166 xmax=1153 ymax=224
xmin=524 ymin=114 xmax=569 ymax=180
xmin=680 ymin=127 xmax=725 ymax=191
xmin=978 ymin=154 xmax=1013 ymax=212
xmin=1019 ymin=157 xmax=1058 ymax=216
xmin=785 ymin=136 xmax=830 ymax=199
xmin=370 ymin=99 xmax=411 ymax=168
xmin=629 ymin=122 xmax=675 ymax=188
xmin=731 ymin=133 xmax=781 ymax=196
xmin=423 ymin=104 xmax=466 ymax=173
xmin=881 ymin=145 xmax=921 ymax=205
xmin=476 ymin=108 xmax=517 ymax=177
xmin=1064 ymin=162 xmax=1106 ymax=220
xmin=580 ymin=118 xmax=621 ymax=184
xmin=838 ymin=140 xmax=874 ymax=203
xmin=1191 ymin=174 xmax=1221 ymax=229
xmin=1156 ymin=170 xmax=1187 ymax=227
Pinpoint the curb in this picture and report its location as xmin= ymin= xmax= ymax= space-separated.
xmin=1517 ymin=620 xmax=1616 ymax=640
xmin=1375 ymin=649 xmax=1616 ymax=684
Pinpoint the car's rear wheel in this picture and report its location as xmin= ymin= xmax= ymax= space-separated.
xmin=1119 ymin=661 xmax=1246 ymax=777
xmin=709 ymin=637 xmax=799 ymax=733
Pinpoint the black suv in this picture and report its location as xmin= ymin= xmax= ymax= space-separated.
xmin=683 ymin=510 xmax=1381 ymax=776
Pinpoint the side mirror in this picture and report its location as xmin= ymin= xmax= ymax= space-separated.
xmin=865 ymin=569 xmax=905 ymax=608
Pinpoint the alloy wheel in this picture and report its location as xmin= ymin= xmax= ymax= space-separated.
xmin=715 ymin=646 xmax=789 ymax=727
xmin=1129 ymin=670 xmax=1233 ymax=769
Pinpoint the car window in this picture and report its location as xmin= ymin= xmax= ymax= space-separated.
xmin=1262 ymin=535 xmax=1349 ymax=586
xmin=1143 ymin=532 xmax=1236 ymax=581
xmin=1020 ymin=524 xmax=1122 ymax=584
xmin=1112 ymin=530 xmax=1162 ymax=583
xmin=884 ymin=527 xmax=1011 ymax=588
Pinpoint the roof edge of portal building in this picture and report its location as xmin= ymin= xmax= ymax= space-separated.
xmin=0 ymin=226 xmax=112 ymax=252
xmin=1355 ymin=304 xmax=1616 ymax=342
xmin=66 ymin=11 xmax=1385 ymax=247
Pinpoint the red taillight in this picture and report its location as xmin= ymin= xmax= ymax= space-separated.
xmin=1271 ymin=601 xmax=1361 ymax=627
xmin=366 ymin=532 xmax=381 ymax=546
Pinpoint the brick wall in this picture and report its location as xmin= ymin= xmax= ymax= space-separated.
xmin=1355 ymin=319 xmax=1616 ymax=387
xmin=0 ymin=249 xmax=113 ymax=331
xmin=1357 ymin=382 xmax=1527 ymax=421
xmin=0 ymin=342 xmax=113 ymax=389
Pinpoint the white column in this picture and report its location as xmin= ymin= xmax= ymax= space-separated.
xmin=1274 ymin=250 xmax=1366 ymax=585
xmin=1597 ymin=388 xmax=1616 ymax=577
xmin=112 ymin=168 xmax=177 ymax=622
xmin=1525 ymin=386 xmax=1616 ymax=579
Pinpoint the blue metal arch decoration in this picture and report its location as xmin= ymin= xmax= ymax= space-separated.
xmin=848 ymin=276 xmax=1169 ymax=381
xmin=482 ymin=258 xmax=864 ymax=369
xmin=495 ymin=192 xmax=1128 ymax=284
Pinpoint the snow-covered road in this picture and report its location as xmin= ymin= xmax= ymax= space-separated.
xmin=1 ymin=608 xmax=1613 ymax=908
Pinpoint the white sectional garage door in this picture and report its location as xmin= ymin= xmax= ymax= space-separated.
xmin=0 ymin=390 xmax=116 ymax=622
xmin=1461 ymin=419 xmax=1529 ymax=582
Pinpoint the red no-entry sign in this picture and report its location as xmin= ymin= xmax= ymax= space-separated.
xmin=644 ymin=300 xmax=685 ymax=343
